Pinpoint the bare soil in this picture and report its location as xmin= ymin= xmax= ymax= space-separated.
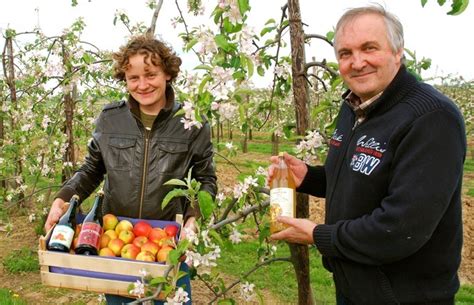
xmin=0 ymin=151 xmax=472 ymax=304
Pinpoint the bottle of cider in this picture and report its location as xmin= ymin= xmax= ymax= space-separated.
xmin=47 ymin=195 xmax=80 ymax=252
xmin=269 ymin=152 xmax=296 ymax=234
xmin=75 ymin=190 xmax=104 ymax=255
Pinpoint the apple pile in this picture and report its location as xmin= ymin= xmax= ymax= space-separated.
xmin=97 ymin=214 xmax=179 ymax=262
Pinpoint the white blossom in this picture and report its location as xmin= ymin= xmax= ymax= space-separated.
xmin=165 ymin=287 xmax=190 ymax=305
xmin=240 ymin=281 xmax=256 ymax=301
xmin=183 ymin=227 xmax=199 ymax=246
xmin=28 ymin=213 xmax=36 ymax=222
xmin=225 ymin=142 xmax=234 ymax=150
xmin=229 ymin=228 xmax=242 ymax=244
xmin=129 ymin=280 xmax=145 ymax=297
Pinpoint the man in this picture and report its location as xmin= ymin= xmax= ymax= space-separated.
xmin=270 ymin=5 xmax=466 ymax=305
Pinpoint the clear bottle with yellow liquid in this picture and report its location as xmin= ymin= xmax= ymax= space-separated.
xmin=269 ymin=152 xmax=296 ymax=234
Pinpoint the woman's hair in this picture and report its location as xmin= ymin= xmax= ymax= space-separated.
xmin=334 ymin=4 xmax=404 ymax=55
xmin=112 ymin=34 xmax=182 ymax=82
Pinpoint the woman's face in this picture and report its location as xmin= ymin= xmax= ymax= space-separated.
xmin=125 ymin=53 xmax=171 ymax=115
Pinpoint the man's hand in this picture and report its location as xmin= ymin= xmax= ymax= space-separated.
xmin=268 ymin=153 xmax=308 ymax=188
xmin=270 ymin=217 xmax=317 ymax=245
xmin=44 ymin=198 xmax=68 ymax=233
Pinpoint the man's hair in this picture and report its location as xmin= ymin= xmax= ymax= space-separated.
xmin=112 ymin=34 xmax=182 ymax=82
xmin=334 ymin=5 xmax=404 ymax=55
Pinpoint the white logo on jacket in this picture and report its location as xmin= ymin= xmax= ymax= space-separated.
xmin=350 ymin=135 xmax=386 ymax=175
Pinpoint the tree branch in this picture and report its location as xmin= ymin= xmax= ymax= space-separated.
xmin=147 ymin=0 xmax=164 ymax=35
xmin=304 ymin=61 xmax=338 ymax=78
xmin=208 ymin=257 xmax=291 ymax=304
xmin=304 ymin=33 xmax=333 ymax=47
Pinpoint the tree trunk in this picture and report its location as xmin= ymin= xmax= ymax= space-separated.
xmin=5 ymin=37 xmax=24 ymax=201
xmin=61 ymin=38 xmax=75 ymax=182
xmin=287 ymin=0 xmax=313 ymax=304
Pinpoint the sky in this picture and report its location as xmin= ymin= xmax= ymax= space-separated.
xmin=1 ymin=0 xmax=473 ymax=85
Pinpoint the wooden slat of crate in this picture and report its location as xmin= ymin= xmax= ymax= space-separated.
xmin=40 ymin=271 xmax=134 ymax=296
xmin=38 ymin=249 xmax=169 ymax=277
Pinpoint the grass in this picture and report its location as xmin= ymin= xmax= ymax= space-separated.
xmin=216 ymin=240 xmax=335 ymax=304
xmin=2 ymin=247 xmax=39 ymax=274
xmin=0 ymin=289 xmax=28 ymax=305
xmin=457 ymin=285 xmax=474 ymax=304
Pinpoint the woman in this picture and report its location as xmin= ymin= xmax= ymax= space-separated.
xmin=45 ymin=34 xmax=217 ymax=304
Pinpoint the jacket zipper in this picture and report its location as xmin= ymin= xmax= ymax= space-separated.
xmin=326 ymin=116 xmax=358 ymax=221
xmin=139 ymin=129 xmax=150 ymax=219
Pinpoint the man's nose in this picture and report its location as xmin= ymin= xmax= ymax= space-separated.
xmin=351 ymin=52 xmax=367 ymax=70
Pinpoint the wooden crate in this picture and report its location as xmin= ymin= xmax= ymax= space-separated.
xmin=38 ymin=215 xmax=183 ymax=298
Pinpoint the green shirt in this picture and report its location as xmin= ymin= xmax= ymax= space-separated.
xmin=140 ymin=111 xmax=157 ymax=130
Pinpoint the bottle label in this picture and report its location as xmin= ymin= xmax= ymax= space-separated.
xmin=49 ymin=225 xmax=75 ymax=248
xmin=270 ymin=187 xmax=295 ymax=220
xmin=77 ymin=222 xmax=102 ymax=249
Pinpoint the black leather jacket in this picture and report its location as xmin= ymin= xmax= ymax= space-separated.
xmin=57 ymin=91 xmax=217 ymax=221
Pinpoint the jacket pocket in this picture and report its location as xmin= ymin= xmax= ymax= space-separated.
xmin=107 ymin=137 xmax=136 ymax=171
xmin=156 ymin=141 xmax=189 ymax=174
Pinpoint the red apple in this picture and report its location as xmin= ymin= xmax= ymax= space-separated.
xmin=99 ymin=247 xmax=116 ymax=257
xmin=158 ymin=236 xmax=174 ymax=248
xmin=99 ymin=234 xmax=111 ymax=249
xmin=132 ymin=236 xmax=148 ymax=248
xmin=136 ymin=250 xmax=155 ymax=262
xmin=118 ymin=229 xmax=135 ymax=244
xmin=115 ymin=219 xmax=133 ymax=235
xmin=121 ymin=244 xmax=141 ymax=259
xmin=104 ymin=229 xmax=118 ymax=240
xmin=133 ymin=221 xmax=152 ymax=237
xmin=156 ymin=246 xmax=173 ymax=263
xmin=141 ymin=241 xmax=160 ymax=256
xmin=107 ymin=238 xmax=125 ymax=256
xmin=164 ymin=224 xmax=179 ymax=238
xmin=148 ymin=227 xmax=168 ymax=244
xmin=103 ymin=214 xmax=119 ymax=231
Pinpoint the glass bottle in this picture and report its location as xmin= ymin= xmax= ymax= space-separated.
xmin=75 ymin=190 xmax=104 ymax=255
xmin=47 ymin=195 xmax=80 ymax=252
xmin=269 ymin=152 xmax=296 ymax=234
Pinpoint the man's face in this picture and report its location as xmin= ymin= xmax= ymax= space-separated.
xmin=335 ymin=13 xmax=402 ymax=101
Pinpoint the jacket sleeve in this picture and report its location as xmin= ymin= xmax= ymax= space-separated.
xmin=314 ymin=108 xmax=466 ymax=265
xmin=55 ymin=134 xmax=106 ymax=203
xmin=185 ymin=121 xmax=217 ymax=220
xmin=297 ymin=165 xmax=326 ymax=197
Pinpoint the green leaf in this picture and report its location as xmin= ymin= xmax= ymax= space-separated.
xmin=214 ymin=34 xmax=232 ymax=52
xmin=176 ymin=270 xmax=188 ymax=281
xmin=257 ymin=66 xmax=265 ymax=77
xmin=194 ymin=64 xmax=213 ymax=71
xmin=217 ymin=298 xmax=236 ymax=305
xmin=260 ymin=26 xmax=276 ymax=37
xmin=245 ymin=55 xmax=254 ymax=77
xmin=208 ymin=229 xmax=224 ymax=247
xmin=198 ymin=191 xmax=215 ymax=219
xmin=265 ymin=18 xmax=276 ymax=25
xmin=438 ymin=0 xmax=447 ymax=5
xmin=326 ymin=30 xmax=335 ymax=42
xmin=448 ymin=0 xmax=469 ymax=15
xmin=149 ymin=276 xmax=168 ymax=286
xmin=163 ymin=179 xmax=188 ymax=187
xmin=237 ymin=0 xmax=250 ymax=16
xmin=162 ymin=189 xmax=188 ymax=209
xmin=169 ymin=248 xmax=181 ymax=264
xmin=421 ymin=0 xmax=428 ymax=7
xmin=198 ymin=75 xmax=212 ymax=95
xmin=185 ymin=38 xmax=198 ymax=51
xmin=173 ymin=108 xmax=185 ymax=118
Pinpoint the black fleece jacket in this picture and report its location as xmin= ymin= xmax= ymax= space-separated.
xmin=298 ymin=66 xmax=466 ymax=305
